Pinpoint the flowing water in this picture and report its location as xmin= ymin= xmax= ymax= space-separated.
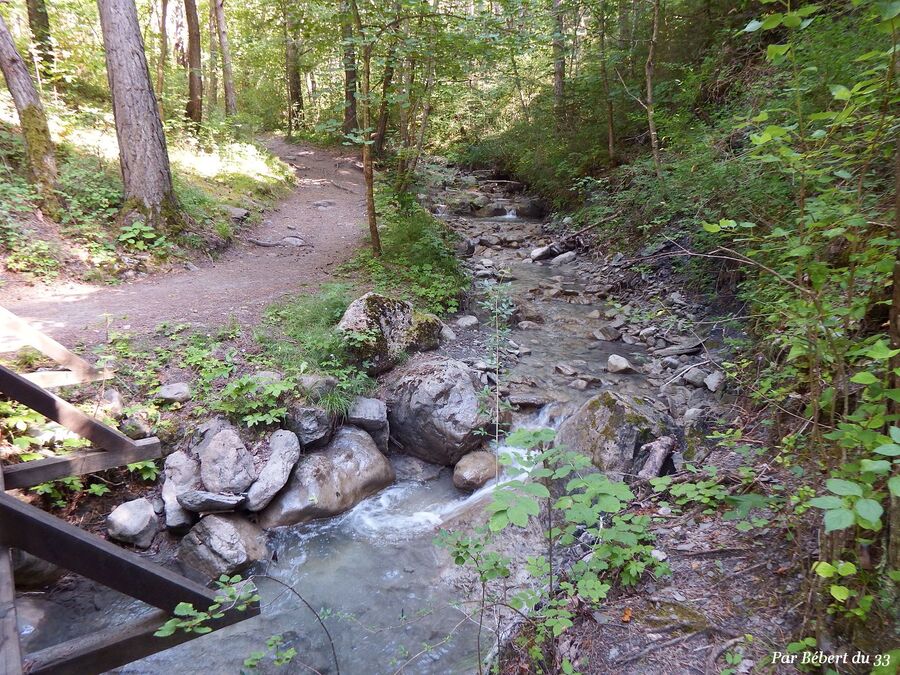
xmin=18 ymin=206 xmax=659 ymax=674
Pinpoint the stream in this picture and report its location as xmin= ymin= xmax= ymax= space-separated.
xmin=17 ymin=176 xmax=665 ymax=674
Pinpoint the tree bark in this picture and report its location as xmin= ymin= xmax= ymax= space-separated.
xmin=285 ymin=8 xmax=303 ymax=135
xmin=348 ymin=0 xmax=381 ymax=257
xmin=0 ymin=14 xmax=58 ymax=210
xmin=183 ymin=0 xmax=203 ymax=126
xmin=156 ymin=0 xmax=167 ymax=116
xmin=551 ymin=0 xmax=565 ymax=122
xmin=213 ymin=0 xmax=236 ymax=116
xmin=644 ymin=0 xmax=663 ymax=180
xmin=97 ymin=0 xmax=182 ymax=231
xmin=207 ymin=0 xmax=218 ymax=113
xmin=599 ymin=4 xmax=616 ymax=165
xmin=340 ymin=0 xmax=358 ymax=135
xmin=25 ymin=0 xmax=54 ymax=79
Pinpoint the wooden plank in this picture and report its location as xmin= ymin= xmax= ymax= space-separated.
xmin=0 ymin=307 xmax=110 ymax=386
xmin=0 ymin=364 xmax=136 ymax=453
xmin=0 ymin=493 xmax=213 ymax=613
xmin=24 ymin=604 xmax=259 ymax=675
xmin=2 ymin=438 xmax=161 ymax=490
xmin=0 ymin=472 xmax=24 ymax=675
xmin=21 ymin=368 xmax=114 ymax=389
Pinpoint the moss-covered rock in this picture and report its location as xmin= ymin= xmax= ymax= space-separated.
xmin=337 ymin=292 xmax=441 ymax=374
xmin=555 ymin=390 xmax=674 ymax=481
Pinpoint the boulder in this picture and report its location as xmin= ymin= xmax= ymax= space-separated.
xmin=161 ymin=450 xmax=201 ymax=530
xmin=607 ymin=354 xmax=633 ymax=374
xmin=120 ymin=415 xmax=152 ymax=440
xmin=475 ymin=202 xmax=507 ymax=217
xmin=196 ymin=425 xmax=257 ymax=494
xmin=453 ymin=451 xmax=498 ymax=491
xmin=155 ymin=382 xmax=192 ymax=404
xmin=337 ymin=292 xmax=442 ymax=374
xmin=556 ymin=391 xmax=673 ymax=481
xmin=346 ymin=397 xmax=389 ymax=453
xmin=298 ymin=374 xmax=338 ymax=401
xmin=224 ymin=205 xmax=249 ymax=222
xmin=177 ymin=490 xmax=245 ymax=513
xmin=593 ymin=325 xmax=622 ymax=342
xmin=514 ymin=198 xmax=543 ymax=219
xmin=178 ymin=515 xmax=268 ymax=578
xmin=531 ymin=245 xmax=559 ymax=261
xmin=454 ymin=315 xmax=479 ymax=329
xmin=285 ymin=404 xmax=334 ymax=448
xmin=245 ymin=430 xmax=302 ymax=511
xmin=384 ymin=355 xmax=492 ymax=465
xmin=12 ymin=550 xmax=64 ymax=587
xmin=549 ymin=251 xmax=576 ymax=266
xmin=391 ymin=455 xmax=445 ymax=482
xmin=259 ymin=427 xmax=395 ymax=528
xmin=107 ymin=498 xmax=158 ymax=549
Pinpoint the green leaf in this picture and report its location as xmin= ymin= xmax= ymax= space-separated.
xmin=889 ymin=476 xmax=900 ymax=498
xmin=761 ymin=13 xmax=783 ymax=29
xmin=860 ymin=459 xmax=891 ymax=474
xmin=865 ymin=341 xmax=900 ymax=360
xmin=829 ymin=85 xmax=851 ymax=101
xmin=835 ymin=561 xmax=856 ymax=576
xmin=825 ymin=478 xmax=862 ymax=496
xmin=829 ymin=584 xmax=850 ymax=602
xmin=890 ymin=426 xmax=900 ymax=443
xmin=766 ymin=44 xmax=790 ymax=61
xmin=824 ymin=508 xmax=855 ymax=532
xmin=782 ymin=12 xmax=802 ymax=28
xmin=854 ymin=498 xmax=883 ymax=522
xmin=796 ymin=4 xmax=820 ymax=16
xmin=813 ymin=561 xmax=836 ymax=578
xmin=874 ymin=443 xmax=900 ymax=456
xmin=808 ymin=496 xmax=843 ymax=509
xmin=703 ymin=221 xmax=721 ymax=233
xmin=743 ymin=19 xmax=764 ymax=32
xmin=850 ymin=371 xmax=879 ymax=385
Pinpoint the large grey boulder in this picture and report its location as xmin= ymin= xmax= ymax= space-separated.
xmin=453 ymin=451 xmax=498 ymax=491
xmin=284 ymin=404 xmax=334 ymax=448
xmin=178 ymin=515 xmax=268 ymax=578
xmin=177 ymin=490 xmax=245 ymax=513
xmin=337 ymin=292 xmax=442 ymax=374
xmin=346 ymin=397 xmax=389 ymax=452
xmin=155 ymin=382 xmax=192 ymax=404
xmin=384 ymin=355 xmax=492 ymax=465
xmin=107 ymin=498 xmax=158 ymax=549
xmin=245 ymin=430 xmax=302 ymax=511
xmin=197 ymin=425 xmax=257 ymax=493
xmin=161 ymin=450 xmax=201 ymax=530
xmin=259 ymin=427 xmax=394 ymax=529
xmin=556 ymin=391 xmax=673 ymax=481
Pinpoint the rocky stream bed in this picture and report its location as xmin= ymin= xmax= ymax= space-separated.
xmin=14 ymin=165 xmax=800 ymax=674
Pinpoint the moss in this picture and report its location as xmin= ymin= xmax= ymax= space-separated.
xmin=119 ymin=192 xmax=190 ymax=236
xmin=19 ymin=104 xmax=60 ymax=214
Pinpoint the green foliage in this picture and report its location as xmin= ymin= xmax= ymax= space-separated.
xmin=214 ymin=374 xmax=295 ymax=427
xmin=154 ymin=575 xmax=260 ymax=638
xmin=117 ymin=220 xmax=170 ymax=253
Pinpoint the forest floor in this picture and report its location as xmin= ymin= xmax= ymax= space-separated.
xmin=1 ymin=138 xmax=366 ymax=347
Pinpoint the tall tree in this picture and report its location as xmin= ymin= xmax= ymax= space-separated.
xmin=597 ymin=1 xmax=615 ymax=165
xmin=206 ymin=0 xmax=218 ymax=113
xmin=97 ymin=0 xmax=183 ymax=231
xmin=184 ymin=0 xmax=203 ymax=125
xmin=644 ymin=0 xmax=662 ymax=180
xmin=156 ymin=0 xmax=167 ymax=116
xmin=284 ymin=7 xmax=303 ymax=136
xmin=0 ymin=13 xmax=58 ymax=210
xmin=340 ymin=0 xmax=357 ymax=134
xmin=213 ymin=0 xmax=236 ymax=116
xmin=551 ymin=0 xmax=566 ymax=121
xmin=25 ymin=0 xmax=54 ymax=79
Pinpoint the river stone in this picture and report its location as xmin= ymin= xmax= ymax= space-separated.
xmin=224 ymin=205 xmax=249 ymax=222
xmin=177 ymin=490 xmax=245 ymax=513
xmin=285 ymin=404 xmax=334 ymax=448
xmin=531 ymin=245 xmax=558 ymax=261
xmin=337 ymin=292 xmax=442 ymax=374
xmin=120 ymin=414 xmax=152 ymax=440
xmin=391 ymin=455 xmax=445 ymax=482
xmin=682 ymin=367 xmax=709 ymax=388
xmin=455 ymin=315 xmax=479 ymax=329
xmin=259 ymin=427 xmax=395 ymax=528
xmin=12 ymin=550 xmax=64 ymax=587
xmin=346 ymin=397 xmax=389 ymax=453
xmin=453 ymin=451 xmax=498 ymax=491
xmin=155 ymin=382 xmax=192 ymax=404
xmin=556 ymin=391 xmax=673 ymax=481
xmin=549 ymin=251 xmax=576 ymax=266
xmin=593 ymin=325 xmax=622 ymax=342
xmin=107 ymin=498 xmax=158 ymax=549
xmin=245 ymin=430 xmax=302 ymax=511
xmin=704 ymin=370 xmax=725 ymax=392
xmin=475 ymin=202 xmax=507 ymax=217
xmin=197 ymin=426 xmax=257 ymax=493
xmin=607 ymin=354 xmax=633 ymax=374
xmin=298 ymin=374 xmax=338 ymax=400
xmin=384 ymin=355 xmax=492 ymax=465
xmin=162 ymin=450 xmax=201 ymax=530
xmin=178 ymin=515 xmax=268 ymax=578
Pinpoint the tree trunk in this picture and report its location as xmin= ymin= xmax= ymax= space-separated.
xmin=25 ymin=0 xmax=54 ymax=79
xmin=207 ymin=0 xmax=218 ymax=114
xmin=599 ymin=5 xmax=616 ymax=165
xmin=340 ymin=0 xmax=358 ymax=135
xmin=156 ymin=0 xmax=167 ymax=116
xmin=644 ymin=0 xmax=663 ymax=180
xmin=0 ymin=14 xmax=58 ymax=210
xmin=285 ymin=9 xmax=303 ymax=135
xmin=183 ymin=0 xmax=202 ymax=126
xmin=213 ymin=0 xmax=236 ymax=116
xmin=348 ymin=0 xmax=381 ymax=257
xmin=97 ymin=0 xmax=183 ymax=231
xmin=373 ymin=47 xmax=395 ymax=157
xmin=551 ymin=0 xmax=565 ymax=122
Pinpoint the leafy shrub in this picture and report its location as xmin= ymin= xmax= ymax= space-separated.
xmin=214 ymin=374 xmax=295 ymax=427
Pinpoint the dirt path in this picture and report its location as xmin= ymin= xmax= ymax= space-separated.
xmin=1 ymin=138 xmax=366 ymax=346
